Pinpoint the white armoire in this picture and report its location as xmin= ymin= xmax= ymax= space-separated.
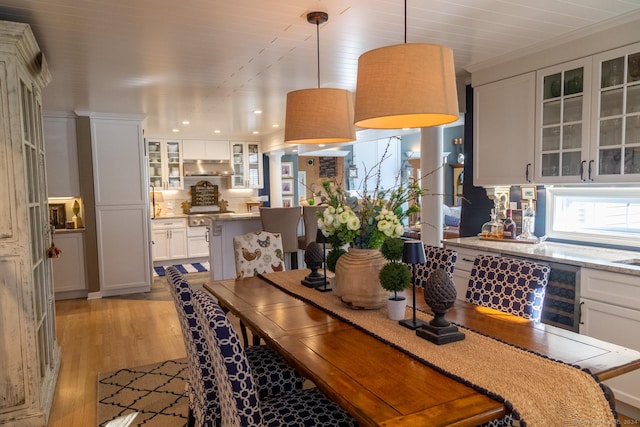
xmin=0 ymin=21 xmax=60 ymax=425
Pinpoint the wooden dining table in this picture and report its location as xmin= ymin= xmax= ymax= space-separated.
xmin=203 ymin=269 xmax=640 ymax=426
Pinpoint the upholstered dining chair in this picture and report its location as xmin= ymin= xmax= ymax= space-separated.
xmin=233 ymin=231 xmax=286 ymax=279
xmin=260 ymin=206 xmax=302 ymax=269
xmin=411 ymin=244 xmax=458 ymax=288
xmin=297 ymin=205 xmax=326 ymax=252
xmin=165 ymin=267 xmax=305 ymax=426
xmin=465 ymin=254 xmax=551 ymax=322
xmin=191 ymin=289 xmax=358 ymax=427
xmin=232 ymin=230 xmax=285 ymax=345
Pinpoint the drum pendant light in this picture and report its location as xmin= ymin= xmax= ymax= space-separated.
xmin=284 ymin=12 xmax=356 ymax=144
xmin=353 ymin=0 xmax=459 ymax=129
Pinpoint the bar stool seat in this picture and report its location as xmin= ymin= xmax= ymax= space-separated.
xmin=260 ymin=207 xmax=302 ymax=270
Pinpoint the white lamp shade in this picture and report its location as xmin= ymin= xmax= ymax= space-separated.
xmin=354 ymin=43 xmax=459 ymax=129
xmin=284 ymin=88 xmax=356 ymax=144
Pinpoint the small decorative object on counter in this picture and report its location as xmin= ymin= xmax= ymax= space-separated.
xmin=480 ymin=208 xmax=504 ymax=239
xmin=503 ymin=211 xmax=516 ymax=239
xmin=518 ymin=202 xmax=537 ymax=241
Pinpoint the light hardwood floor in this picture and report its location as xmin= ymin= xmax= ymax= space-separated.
xmin=47 ymin=272 xmax=638 ymax=426
xmin=47 ymin=273 xmax=208 ymax=427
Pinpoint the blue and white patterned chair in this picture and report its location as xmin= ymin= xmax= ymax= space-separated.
xmin=165 ymin=267 xmax=305 ymax=426
xmin=191 ymin=289 xmax=358 ymax=427
xmin=465 ymin=255 xmax=551 ymax=322
xmin=411 ymin=244 xmax=457 ymax=288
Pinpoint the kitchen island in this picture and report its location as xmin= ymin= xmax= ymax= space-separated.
xmin=208 ymin=213 xmax=261 ymax=281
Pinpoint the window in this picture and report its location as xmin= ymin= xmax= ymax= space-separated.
xmin=546 ymin=186 xmax=640 ymax=248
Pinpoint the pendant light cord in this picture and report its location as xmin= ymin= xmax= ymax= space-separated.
xmin=404 ymin=0 xmax=407 ymax=44
xmin=316 ymin=19 xmax=320 ymax=88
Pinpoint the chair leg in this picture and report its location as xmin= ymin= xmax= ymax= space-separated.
xmin=187 ymin=407 xmax=195 ymax=427
xmin=290 ymin=252 xmax=298 ymax=270
xmin=252 ymin=334 xmax=261 ymax=346
xmin=239 ymin=320 xmax=250 ymax=347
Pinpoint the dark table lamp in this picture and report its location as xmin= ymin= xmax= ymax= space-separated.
xmin=315 ymin=229 xmax=332 ymax=292
xmin=399 ymin=240 xmax=427 ymax=330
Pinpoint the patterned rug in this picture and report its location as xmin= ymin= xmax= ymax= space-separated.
xmin=153 ymin=262 xmax=209 ymax=277
xmin=97 ymin=359 xmax=189 ymax=426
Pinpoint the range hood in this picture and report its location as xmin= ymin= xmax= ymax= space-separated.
xmin=183 ymin=160 xmax=234 ymax=176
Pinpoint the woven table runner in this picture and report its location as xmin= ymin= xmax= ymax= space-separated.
xmin=261 ymin=271 xmax=616 ymax=426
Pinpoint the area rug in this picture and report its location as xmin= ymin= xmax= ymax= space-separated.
xmin=153 ymin=262 xmax=209 ymax=277
xmin=97 ymin=358 xmax=189 ymax=426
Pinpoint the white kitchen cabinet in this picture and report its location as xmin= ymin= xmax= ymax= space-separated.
xmin=148 ymin=139 xmax=183 ymax=190
xmin=84 ymin=114 xmax=151 ymax=297
xmin=580 ymin=268 xmax=640 ymax=412
xmin=44 ymin=114 xmax=80 ymax=196
xmin=473 ymin=72 xmax=536 ymax=186
xmin=231 ymin=142 xmax=263 ymax=188
xmin=0 ymin=21 xmax=60 ymax=426
xmin=182 ymin=140 xmax=230 ymax=160
xmin=152 ymin=218 xmax=188 ymax=261
xmin=535 ymin=58 xmax=592 ymax=183
xmin=589 ymin=42 xmax=640 ymax=182
xmin=51 ymin=232 xmax=87 ymax=299
xmin=187 ymin=226 xmax=210 ymax=258
xmin=444 ymin=246 xmax=488 ymax=301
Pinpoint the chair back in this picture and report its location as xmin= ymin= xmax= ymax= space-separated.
xmin=233 ymin=231 xmax=285 ymax=278
xmin=465 ymin=255 xmax=551 ymax=321
xmin=192 ymin=289 xmax=262 ymax=426
xmin=411 ymin=244 xmax=457 ymax=289
xmin=259 ymin=207 xmax=301 ymax=254
xmin=165 ymin=267 xmax=220 ymax=425
xmin=298 ymin=205 xmax=325 ymax=250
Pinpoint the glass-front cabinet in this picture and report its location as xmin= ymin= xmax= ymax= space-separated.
xmin=591 ymin=42 xmax=640 ymax=181
xmin=231 ymin=142 xmax=263 ymax=188
xmin=535 ymin=58 xmax=592 ymax=183
xmin=147 ymin=139 xmax=183 ymax=190
xmin=536 ymin=43 xmax=640 ymax=183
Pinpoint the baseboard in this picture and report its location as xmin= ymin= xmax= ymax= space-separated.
xmin=87 ymin=292 xmax=102 ymax=300
xmin=616 ymin=401 xmax=640 ymax=421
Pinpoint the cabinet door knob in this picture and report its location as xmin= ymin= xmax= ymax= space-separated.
xmin=525 ymin=163 xmax=531 ymax=182
xmin=579 ymin=160 xmax=587 ymax=181
xmin=588 ymin=160 xmax=594 ymax=181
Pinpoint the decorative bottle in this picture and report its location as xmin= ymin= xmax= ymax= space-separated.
xmin=519 ymin=202 xmax=536 ymax=240
xmin=481 ymin=208 xmax=504 ymax=239
xmin=503 ymin=211 xmax=516 ymax=239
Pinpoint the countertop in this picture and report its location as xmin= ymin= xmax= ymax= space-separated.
xmin=443 ymin=237 xmax=640 ymax=276
xmin=151 ymin=212 xmax=260 ymax=221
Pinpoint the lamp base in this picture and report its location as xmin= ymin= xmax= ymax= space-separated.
xmin=301 ymin=275 xmax=325 ymax=288
xmin=398 ymin=318 xmax=428 ymax=330
xmin=416 ymin=323 xmax=465 ymax=345
xmin=315 ymin=284 xmax=332 ymax=292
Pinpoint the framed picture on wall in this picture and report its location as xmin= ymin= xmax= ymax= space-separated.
xmin=520 ymin=186 xmax=536 ymax=200
xmin=282 ymin=179 xmax=294 ymax=195
xmin=281 ymin=162 xmax=293 ymax=178
xmin=282 ymin=196 xmax=293 ymax=208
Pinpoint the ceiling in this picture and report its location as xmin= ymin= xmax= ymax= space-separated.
xmin=3 ymin=0 xmax=640 ymax=150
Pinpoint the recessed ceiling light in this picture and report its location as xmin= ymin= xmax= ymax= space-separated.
xmin=253 ymin=110 xmax=262 ymax=114
xmin=252 ymin=131 xmax=260 ymax=134
xmin=172 ymin=128 xmax=180 ymax=133
xmin=318 ymin=144 xmax=326 ymax=147
xmin=214 ymin=130 xmax=221 ymax=134
xmin=272 ymin=124 xmax=280 ymax=128
xmin=182 ymin=120 xmax=190 ymax=125
xmin=292 ymin=149 xmax=298 ymax=153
